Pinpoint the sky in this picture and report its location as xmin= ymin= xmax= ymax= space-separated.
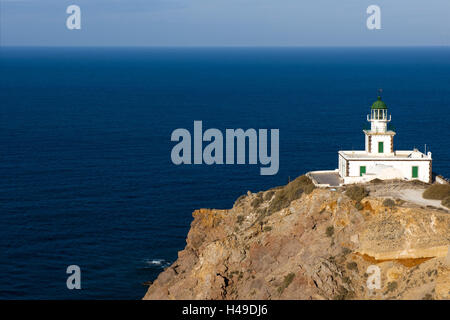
xmin=0 ymin=0 xmax=449 ymax=47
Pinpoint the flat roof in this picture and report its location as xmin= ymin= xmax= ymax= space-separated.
xmin=363 ymin=130 xmax=396 ymax=136
xmin=339 ymin=150 xmax=431 ymax=161
xmin=309 ymin=171 xmax=341 ymax=187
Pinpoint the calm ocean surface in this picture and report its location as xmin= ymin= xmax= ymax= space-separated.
xmin=0 ymin=47 xmax=449 ymax=299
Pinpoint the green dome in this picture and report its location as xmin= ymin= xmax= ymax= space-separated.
xmin=371 ymin=96 xmax=387 ymax=110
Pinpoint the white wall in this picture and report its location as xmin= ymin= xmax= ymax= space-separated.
xmin=371 ymin=121 xmax=387 ymax=133
xmin=366 ymin=134 xmax=393 ymax=155
xmin=338 ymin=154 xmax=347 ymax=177
xmin=347 ymin=160 xmax=431 ymax=183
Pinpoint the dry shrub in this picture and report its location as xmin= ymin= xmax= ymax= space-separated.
xmin=383 ymin=198 xmax=396 ymax=208
xmin=423 ymin=184 xmax=450 ymax=200
xmin=278 ymin=273 xmax=295 ymax=294
xmin=326 ymin=226 xmax=334 ymax=237
xmin=355 ymin=202 xmax=364 ymax=210
xmin=346 ymin=262 xmax=358 ymax=271
xmin=442 ymin=196 xmax=450 ymax=209
xmin=267 ymin=175 xmax=315 ymax=214
xmin=251 ymin=192 xmax=264 ymax=208
xmin=345 ymin=185 xmax=369 ymax=202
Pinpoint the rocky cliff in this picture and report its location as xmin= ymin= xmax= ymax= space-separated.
xmin=144 ymin=177 xmax=450 ymax=300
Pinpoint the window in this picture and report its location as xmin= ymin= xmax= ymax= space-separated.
xmin=378 ymin=141 xmax=384 ymax=153
xmin=360 ymin=166 xmax=366 ymax=176
xmin=412 ymin=166 xmax=419 ymax=178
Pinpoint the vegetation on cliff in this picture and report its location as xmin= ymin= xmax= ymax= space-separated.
xmin=267 ymin=175 xmax=315 ymax=214
xmin=423 ymin=184 xmax=450 ymax=208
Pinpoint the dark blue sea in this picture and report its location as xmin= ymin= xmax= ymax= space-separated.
xmin=0 ymin=47 xmax=449 ymax=299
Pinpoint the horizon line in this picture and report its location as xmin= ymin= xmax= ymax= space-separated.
xmin=1 ymin=44 xmax=449 ymax=49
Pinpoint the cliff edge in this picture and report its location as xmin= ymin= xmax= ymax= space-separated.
xmin=144 ymin=177 xmax=450 ymax=300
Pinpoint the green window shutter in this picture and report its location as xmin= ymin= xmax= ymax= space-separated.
xmin=378 ymin=142 xmax=384 ymax=153
xmin=412 ymin=166 xmax=418 ymax=178
xmin=360 ymin=166 xmax=366 ymax=176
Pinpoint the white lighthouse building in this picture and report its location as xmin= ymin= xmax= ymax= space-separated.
xmin=337 ymin=95 xmax=432 ymax=184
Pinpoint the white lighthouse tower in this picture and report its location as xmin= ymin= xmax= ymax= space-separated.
xmin=363 ymin=95 xmax=396 ymax=156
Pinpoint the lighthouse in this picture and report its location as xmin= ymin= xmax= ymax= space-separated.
xmin=308 ymin=93 xmax=433 ymax=187
xmin=364 ymin=96 xmax=395 ymax=156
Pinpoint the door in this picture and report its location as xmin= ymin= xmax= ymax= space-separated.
xmin=412 ymin=166 xmax=418 ymax=178
xmin=378 ymin=141 xmax=384 ymax=153
xmin=360 ymin=166 xmax=366 ymax=176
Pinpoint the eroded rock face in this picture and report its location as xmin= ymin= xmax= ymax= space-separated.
xmin=144 ymin=186 xmax=450 ymax=300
